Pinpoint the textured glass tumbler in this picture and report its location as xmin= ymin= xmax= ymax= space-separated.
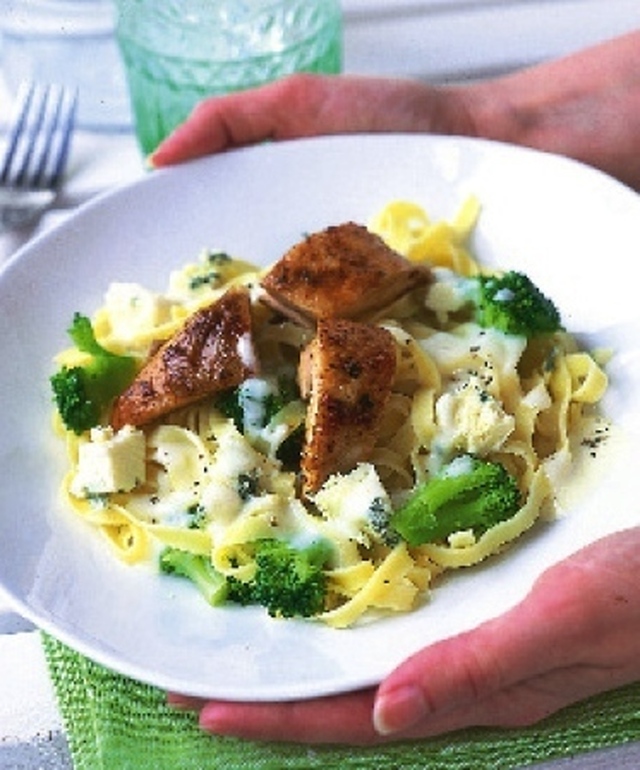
xmin=114 ymin=0 xmax=343 ymax=155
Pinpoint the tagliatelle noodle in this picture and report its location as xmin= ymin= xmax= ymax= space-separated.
xmin=61 ymin=480 xmax=152 ymax=564
xmin=368 ymin=196 xmax=481 ymax=275
xmin=565 ymin=352 xmax=609 ymax=403
xmin=320 ymin=543 xmax=427 ymax=629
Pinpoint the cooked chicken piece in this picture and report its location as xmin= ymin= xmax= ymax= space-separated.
xmin=110 ymin=287 xmax=257 ymax=429
xmin=260 ymin=222 xmax=431 ymax=325
xmin=298 ymin=318 xmax=397 ymax=494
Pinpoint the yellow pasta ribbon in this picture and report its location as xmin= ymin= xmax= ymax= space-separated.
xmin=368 ymin=200 xmax=432 ymax=256
xmin=369 ymin=197 xmax=481 ymax=275
xmin=328 ymin=561 xmax=376 ymax=598
xmin=384 ymin=324 xmax=442 ymax=391
xmin=320 ymin=543 xmax=424 ymax=628
xmin=565 ymin=352 xmax=609 ymax=403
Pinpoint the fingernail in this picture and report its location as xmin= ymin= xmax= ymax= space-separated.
xmin=373 ymin=684 xmax=427 ymax=735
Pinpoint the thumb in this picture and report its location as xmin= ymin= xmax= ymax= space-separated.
xmin=372 ymin=575 xmax=580 ymax=735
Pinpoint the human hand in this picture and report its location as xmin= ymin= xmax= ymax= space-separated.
xmin=149 ymin=32 xmax=640 ymax=190
xmin=149 ymin=73 xmax=472 ymax=167
xmin=168 ymin=527 xmax=640 ymax=745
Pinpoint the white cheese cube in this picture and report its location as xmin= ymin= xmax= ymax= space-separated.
xmin=312 ymin=463 xmax=392 ymax=547
xmin=71 ymin=426 xmax=146 ymax=496
xmin=434 ymin=375 xmax=515 ymax=456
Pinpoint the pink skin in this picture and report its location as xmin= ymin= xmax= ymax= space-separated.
xmin=167 ymin=528 xmax=640 ymax=745
xmin=151 ymin=31 xmax=640 ymax=190
xmin=150 ymin=74 xmax=471 ymax=165
xmin=156 ymin=29 xmax=640 ymax=744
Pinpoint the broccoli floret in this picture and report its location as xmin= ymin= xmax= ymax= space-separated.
xmin=391 ymin=455 xmax=521 ymax=546
xmin=159 ymin=547 xmax=228 ymax=606
xmin=471 ymin=270 xmax=562 ymax=337
xmin=227 ymin=538 xmax=331 ymax=618
xmin=50 ymin=313 xmax=136 ymax=434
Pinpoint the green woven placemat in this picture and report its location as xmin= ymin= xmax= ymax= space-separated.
xmin=42 ymin=632 xmax=640 ymax=770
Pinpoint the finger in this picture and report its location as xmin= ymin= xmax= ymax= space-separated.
xmin=167 ymin=692 xmax=207 ymax=711
xmin=199 ymin=689 xmax=379 ymax=745
xmin=149 ymin=91 xmax=277 ymax=166
xmin=149 ymin=74 xmax=332 ymax=166
xmin=400 ymin=652 xmax=640 ymax=740
xmin=150 ymin=73 xmax=451 ymax=167
xmin=196 ymin=655 xmax=634 ymax=746
xmin=373 ymin=563 xmax=592 ymax=736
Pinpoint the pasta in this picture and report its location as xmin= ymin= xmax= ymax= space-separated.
xmin=53 ymin=199 xmax=609 ymax=628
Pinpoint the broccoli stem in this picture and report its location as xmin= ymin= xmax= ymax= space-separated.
xmin=159 ymin=548 xmax=228 ymax=606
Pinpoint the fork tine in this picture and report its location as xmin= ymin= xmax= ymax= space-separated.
xmin=0 ymin=81 xmax=77 ymax=231
xmin=0 ymin=81 xmax=37 ymax=186
xmin=0 ymin=82 xmax=77 ymax=191
xmin=42 ymin=86 xmax=78 ymax=189
xmin=29 ymin=84 xmax=78 ymax=189
xmin=14 ymin=83 xmax=51 ymax=188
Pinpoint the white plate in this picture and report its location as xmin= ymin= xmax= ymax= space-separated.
xmin=1 ymin=135 xmax=640 ymax=701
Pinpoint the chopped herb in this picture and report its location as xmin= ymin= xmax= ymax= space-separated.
xmin=85 ymin=491 xmax=110 ymax=507
xmin=189 ymin=271 xmax=220 ymax=290
xmin=186 ymin=503 xmax=208 ymax=529
xmin=237 ymin=471 xmax=260 ymax=501
xmin=206 ymin=250 xmax=232 ymax=264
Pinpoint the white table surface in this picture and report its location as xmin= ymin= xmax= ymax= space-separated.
xmin=2 ymin=4 xmax=640 ymax=765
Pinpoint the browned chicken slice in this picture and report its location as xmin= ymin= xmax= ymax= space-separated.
xmin=260 ymin=222 xmax=431 ymax=325
xmin=298 ymin=318 xmax=397 ymax=494
xmin=110 ymin=287 xmax=257 ymax=429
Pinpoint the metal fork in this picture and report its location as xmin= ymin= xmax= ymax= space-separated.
xmin=0 ymin=82 xmax=78 ymax=231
